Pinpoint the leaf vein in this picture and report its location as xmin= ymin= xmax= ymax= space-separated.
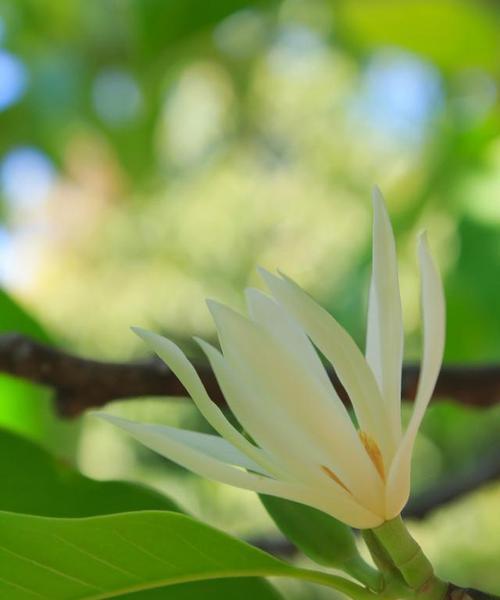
xmin=0 ymin=542 xmax=103 ymax=591
xmin=0 ymin=574 xmax=49 ymax=599
xmin=111 ymin=530 xmax=180 ymax=570
xmin=52 ymin=534 xmax=140 ymax=581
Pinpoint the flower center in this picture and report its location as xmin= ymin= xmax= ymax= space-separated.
xmin=358 ymin=431 xmax=385 ymax=481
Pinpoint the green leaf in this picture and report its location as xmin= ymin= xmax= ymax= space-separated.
xmin=0 ymin=511 xmax=375 ymax=600
xmin=337 ymin=0 xmax=499 ymax=73
xmin=0 ymin=290 xmax=52 ymax=344
xmin=0 ymin=428 xmax=182 ymax=517
xmin=260 ymin=496 xmax=381 ymax=590
xmin=115 ymin=577 xmax=284 ymax=599
xmin=260 ymin=494 xmax=358 ymax=566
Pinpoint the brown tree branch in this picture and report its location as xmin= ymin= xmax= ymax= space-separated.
xmin=403 ymin=448 xmax=500 ymax=520
xmin=0 ymin=333 xmax=499 ymax=417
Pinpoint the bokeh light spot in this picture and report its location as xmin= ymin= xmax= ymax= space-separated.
xmin=0 ymin=50 xmax=28 ymax=111
xmin=92 ymin=69 xmax=142 ymax=127
xmin=0 ymin=146 xmax=56 ymax=209
xmin=214 ymin=9 xmax=268 ymax=59
xmin=353 ymin=49 xmax=443 ymax=143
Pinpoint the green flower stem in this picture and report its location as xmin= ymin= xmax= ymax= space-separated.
xmin=291 ymin=567 xmax=378 ymax=600
xmin=362 ymin=529 xmax=400 ymax=576
xmin=372 ymin=517 xmax=447 ymax=599
xmin=343 ymin=555 xmax=384 ymax=592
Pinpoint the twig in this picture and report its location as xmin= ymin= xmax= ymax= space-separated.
xmin=0 ymin=333 xmax=499 ymax=417
xmin=404 ymin=449 xmax=500 ymax=520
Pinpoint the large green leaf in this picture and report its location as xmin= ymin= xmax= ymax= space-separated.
xmin=0 ymin=428 xmax=181 ymax=517
xmin=0 ymin=511 xmax=373 ymax=600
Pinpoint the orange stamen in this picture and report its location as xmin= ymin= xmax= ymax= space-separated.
xmin=359 ymin=431 xmax=385 ymax=481
xmin=321 ymin=465 xmax=352 ymax=494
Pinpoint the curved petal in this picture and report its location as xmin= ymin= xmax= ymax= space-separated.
xmin=107 ymin=417 xmax=270 ymax=473
xmin=94 ymin=413 xmax=382 ymax=528
xmin=385 ymin=233 xmax=445 ymax=518
xmin=208 ymin=300 xmax=384 ymax=513
xmin=245 ymin=288 xmax=334 ymax=394
xmin=132 ymin=327 xmax=275 ymax=476
xmin=365 ymin=188 xmax=403 ymax=444
xmin=259 ymin=268 xmax=396 ymax=463
xmin=196 ymin=336 xmax=312 ymax=484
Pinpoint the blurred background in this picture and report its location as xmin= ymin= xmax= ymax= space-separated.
xmin=0 ymin=0 xmax=499 ymax=597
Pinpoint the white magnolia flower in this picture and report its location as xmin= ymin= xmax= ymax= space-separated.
xmin=96 ymin=189 xmax=445 ymax=529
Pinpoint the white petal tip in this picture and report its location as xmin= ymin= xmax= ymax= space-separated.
xmin=91 ymin=411 xmax=122 ymax=424
xmin=244 ymin=286 xmax=259 ymax=299
xmin=257 ymin=266 xmax=275 ymax=286
xmin=256 ymin=266 xmax=272 ymax=278
xmin=418 ymin=230 xmax=429 ymax=246
xmin=205 ymin=298 xmax=222 ymax=314
xmin=131 ymin=326 xmax=155 ymax=342
xmin=371 ymin=187 xmax=389 ymax=216
xmin=195 ymin=337 xmax=222 ymax=363
xmin=193 ymin=335 xmax=210 ymax=352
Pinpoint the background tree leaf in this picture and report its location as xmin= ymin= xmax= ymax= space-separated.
xmin=0 ymin=428 xmax=182 ymax=517
xmin=0 ymin=290 xmax=54 ymax=439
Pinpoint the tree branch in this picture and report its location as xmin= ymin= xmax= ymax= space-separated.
xmin=0 ymin=333 xmax=499 ymax=417
xmin=403 ymin=449 xmax=500 ymax=520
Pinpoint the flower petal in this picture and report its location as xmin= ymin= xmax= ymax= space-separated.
xmin=196 ymin=336 xmax=307 ymax=483
xmin=132 ymin=327 xmax=274 ymax=476
xmin=94 ymin=413 xmax=382 ymax=528
xmin=245 ymin=288 xmax=334 ymax=394
xmin=385 ymin=233 xmax=445 ymax=518
xmin=365 ymin=188 xmax=403 ymax=444
xmin=95 ymin=413 xmax=280 ymax=490
xmin=258 ymin=267 xmax=396 ymax=462
xmin=208 ymin=300 xmax=384 ymax=513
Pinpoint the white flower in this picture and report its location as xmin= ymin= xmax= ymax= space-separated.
xmin=96 ymin=189 xmax=445 ymax=529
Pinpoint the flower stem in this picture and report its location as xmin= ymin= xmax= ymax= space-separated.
xmin=372 ymin=516 xmax=447 ymax=599
xmin=291 ymin=567 xmax=378 ymax=600
xmin=343 ymin=555 xmax=384 ymax=592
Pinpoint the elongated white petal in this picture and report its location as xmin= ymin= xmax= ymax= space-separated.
xmin=95 ymin=413 xmax=283 ymax=491
xmin=95 ymin=413 xmax=382 ymax=528
xmin=196 ymin=336 xmax=308 ymax=483
xmin=208 ymin=300 xmax=384 ymax=513
xmin=259 ymin=268 xmax=396 ymax=462
xmin=132 ymin=327 xmax=274 ymax=475
xmin=366 ymin=188 xmax=403 ymax=444
xmin=112 ymin=418 xmax=269 ymax=473
xmin=245 ymin=288 xmax=334 ymax=394
xmin=385 ymin=233 xmax=445 ymax=517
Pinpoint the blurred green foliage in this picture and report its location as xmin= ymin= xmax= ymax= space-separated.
xmin=0 ymin=427 xmax=181 ymax=516
xmin=0 ymin=0 xmax=499 ymax=596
